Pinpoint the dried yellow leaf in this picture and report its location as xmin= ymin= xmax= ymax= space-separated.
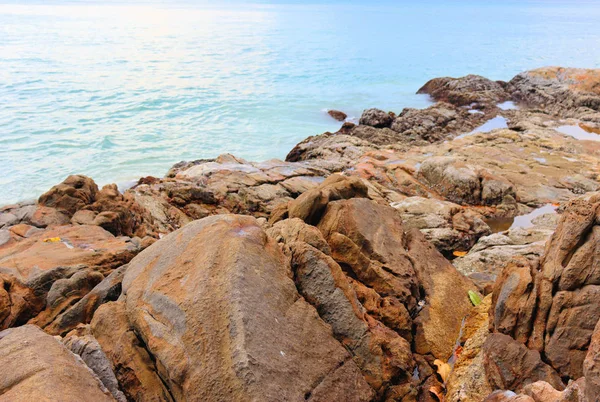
xmin=43 ymin=237 xmax=62 ymax=243
xmin=433 ymin=359 xmax=451 ymax=384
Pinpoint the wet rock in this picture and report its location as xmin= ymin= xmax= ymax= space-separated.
xmin=0 ymin=324 xmax=114 ymax=401
xmin=328 ymin=109 xmax=348 ymax=121
xmin=417 ymin=74 xmax=510 ymax=106
xmin=115 ymin=214 xmax=374 ymax=401
xmin=359 ymin=108 xmax=393 ymax=128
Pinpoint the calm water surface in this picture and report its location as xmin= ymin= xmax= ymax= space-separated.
xmin=2 ymin=0 xmax=600 ymax=204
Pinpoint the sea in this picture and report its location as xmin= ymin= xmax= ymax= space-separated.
xmin=2 ymin=0 xmax=600 ymax=205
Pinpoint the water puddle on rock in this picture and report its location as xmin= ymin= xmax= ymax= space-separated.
xmin=485 ymin=203 xmax=557 ymax=233
xmin=497 ymin=101 xmax=519 ymax=110
xmin=455 ymin=116 xmax=508 ymax=140
xmin=556 ymin=123 xmax=600 ymax=141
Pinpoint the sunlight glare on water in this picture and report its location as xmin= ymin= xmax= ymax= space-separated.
xmin=1 ymin=0 xmax=600 ymax=204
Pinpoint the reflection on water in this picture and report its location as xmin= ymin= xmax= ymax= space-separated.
xmin=497 ymin=101 xmax=519 ymax=110
xmin=455 ymin=116 xmax=508 ymax=140
xmin=484 ymin=217 xmax=514 ymax=233
xmin=556 ymin=124 xmax=600 ymax=141
xmin=485 ymin=203 xmax=557 ymax=233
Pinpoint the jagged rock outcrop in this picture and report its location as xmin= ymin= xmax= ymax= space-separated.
xmin=510 ymin=67 xmax=600 ymax=118
xmin=0 ymin=324 xmax=114 ymax=401
xmin=491 ymin=193 xmax=600 ymax=379
xmin=391 ymin=196 xmax=491 ymax=256
xmin=0 ymin=224 xmax=139 ymax=330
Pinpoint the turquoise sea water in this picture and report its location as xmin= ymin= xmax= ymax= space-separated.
xmin=2 ymin=1 xmax=600 ymax=205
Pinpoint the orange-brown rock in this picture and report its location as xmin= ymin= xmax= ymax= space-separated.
xmin=38 ymin=174 xmax=99 ymax=215
xmin=318 ymin=198 xmax=475 ymax=360
xmin=0 ymin=224 xmax=138 ymax=330
xmin=287 ymin=174 xmax=369 ymax=225
xmin=91 ymin=301 xmax=173 ymax=401
xmin=114 ymin=214 xmax=374 ymax=401
xmin=0 ymin=324 xmax=114 ymax=401
xmin=482 ymin=333 xmax=564 ymax=393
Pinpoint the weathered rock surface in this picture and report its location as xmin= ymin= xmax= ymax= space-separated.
xmin=418 ymin=74 xmax=510 ymax=106
xmin=510 ymin=67 xmax=600 ymax=118
xmin=318 ymin=198 xmax=475 ymax=360
xmin=1 ymin=66 xmax=600 ymax=401
xmin=359 ymin=108 xmax=394 ymax=128
xmin=482 ymin=333 xmax=564 ymax=393
xmin=112 ymin=214 xmax=374 ymax=401
xmin=63 ymin=329 xmax=127 ymax=401
xmin=391 ymin=196 xmax=491 ymax=256
xmin=0 ymin=224 xmax=138 ymax=330
xmin=0 ymin=324 xmax=114 ymax=401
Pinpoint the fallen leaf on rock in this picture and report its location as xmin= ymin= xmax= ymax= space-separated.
xmin=43 ymin=237 xmax=62 ymax=243
xmin=452 ymin=250 xmax=467 ymax=257
xmin=433 ymin=359 xmax=451 ymax=383
xmin=468 ymin=290 xmax=482 ymax=306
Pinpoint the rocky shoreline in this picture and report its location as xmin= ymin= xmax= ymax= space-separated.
xmin=2 ymin=66 xmax=600 ymax=401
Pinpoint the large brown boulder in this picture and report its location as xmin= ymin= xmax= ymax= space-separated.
xmin=0 ymin=324 xmax=114 ymax=401
xmin=106 ymin=214 xmax=373 ymax=401
xmin=417 ymin=74 xmax=510 ymax=106
xmin=286 ymin=240 xmax=414 ymax=399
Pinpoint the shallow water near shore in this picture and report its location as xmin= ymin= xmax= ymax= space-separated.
xmin=2 ymin=0 xmax=600 ymax=205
